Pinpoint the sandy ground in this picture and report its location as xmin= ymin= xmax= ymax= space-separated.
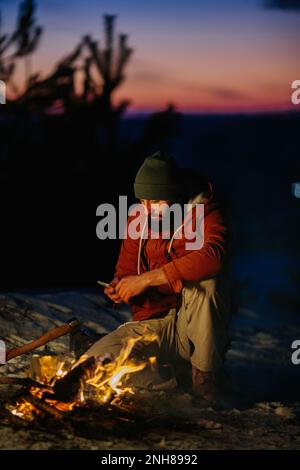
xmin=0 ymin=290 xmax=300 ymax=450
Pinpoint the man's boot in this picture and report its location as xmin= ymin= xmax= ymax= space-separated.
xmin=191 ymin=365 xmax=216 ymax=403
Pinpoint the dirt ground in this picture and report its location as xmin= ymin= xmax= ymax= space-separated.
xmin=0 ymin=291 xmax=300 ymax=450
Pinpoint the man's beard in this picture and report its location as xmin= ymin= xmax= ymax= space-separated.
xmin=147 ymin=214 xmax=176 ymax=236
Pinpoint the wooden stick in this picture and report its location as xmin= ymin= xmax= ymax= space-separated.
xmin=4 ymin=319 xmax=80 ymax=363
xmin=0 ymin=376 xmax=52 ymax=391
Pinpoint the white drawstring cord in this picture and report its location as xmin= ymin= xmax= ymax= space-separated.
xmin=167 ymin=222 xmax=184 ymax=256
xmin=137 ymin=192 xmax=207 ymax=272
xmin=167 ymin=200 xmax=199 ymax=255
xmin=137 ymin=215 xmax=148 ymax=275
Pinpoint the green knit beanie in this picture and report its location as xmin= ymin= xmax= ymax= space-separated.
xmin=134 ymin=151 xmax=184 ymax=200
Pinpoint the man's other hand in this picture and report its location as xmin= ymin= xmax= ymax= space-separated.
xmin=115 ymin=275 xmax=148 ymax=304
xmin=104 ymin=278 xmax=123 ymax=303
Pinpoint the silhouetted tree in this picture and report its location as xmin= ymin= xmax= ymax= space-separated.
xmin=82 ymin=56 xmax=97 ymax=102
xmin=11 ymin=0 xmax=42 ymax=85
xmin=85 ymin=15 xmax=133 ymax=109
xmin=20 ymin=40 xmax=84 ymax=110
xmin=84 ymin=15 xmax=133 ymax=154
xmin=0 ymin=11 xmax=16 ymax=90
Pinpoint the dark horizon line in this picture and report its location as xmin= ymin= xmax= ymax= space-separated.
xmin=123 ymin=109 xmax=300 ymax=119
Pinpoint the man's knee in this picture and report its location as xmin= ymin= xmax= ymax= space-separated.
xmin=84 ymin=324 xmax=129 ymax=358
xmin=84 ymin=319 xmax=161 ymax=361
xmin=176 ymin=277 xmax=231 ymax=370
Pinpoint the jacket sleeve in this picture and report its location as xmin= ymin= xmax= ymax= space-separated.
xmin=161 ymin=204 xmax=228 ymax=293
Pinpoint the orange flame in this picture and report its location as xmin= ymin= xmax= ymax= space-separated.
xmin=8 ymin=331 xmax=159 ymax=420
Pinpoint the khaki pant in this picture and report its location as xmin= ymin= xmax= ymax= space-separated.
xmin=83 ymin=273 xmax=231 ymax=389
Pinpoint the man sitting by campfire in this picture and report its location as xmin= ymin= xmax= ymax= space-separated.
xmin=81 ymin=151 xmax=232 ymax=403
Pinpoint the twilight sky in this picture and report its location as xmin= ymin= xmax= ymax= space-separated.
xmin=1 ymin=0 xmax=300 ymax=114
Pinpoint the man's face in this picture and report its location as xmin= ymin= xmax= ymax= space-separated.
xmin=140 ymin=199 xmax=172 ymax=220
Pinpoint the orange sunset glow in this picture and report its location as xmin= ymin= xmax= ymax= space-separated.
xmin=1 ymin=0 xmax=300 ymax=113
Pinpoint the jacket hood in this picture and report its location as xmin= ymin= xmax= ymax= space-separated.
xmin=181 ymin=167 xmax=213 ymax=207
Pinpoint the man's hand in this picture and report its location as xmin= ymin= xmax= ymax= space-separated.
xmin=115 ymin=275 xmax=149 ymax=304
xmin=104 ymin=277 xmax=123 ymax=304
xmin=108 ymin=269 xmax=169 ymax=304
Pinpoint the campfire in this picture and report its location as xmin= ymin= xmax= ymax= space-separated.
xmin=1 ymin=326 xmax=217 ymax=440
xmin=1 ymin=314 xmax=185 ymax=431
xmin=4 ymin=332 xmax=160 ymax=424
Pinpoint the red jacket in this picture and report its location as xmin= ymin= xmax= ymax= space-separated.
xmin=114 ymin=179 xmax=228 ymax=321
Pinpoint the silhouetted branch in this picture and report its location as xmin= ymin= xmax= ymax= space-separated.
xmin=84 ymin=15 xmax=133 ymax=96
xmin=0 ymin=10 xmax=16 ymax=84
xmin=11 ymin=0 xmax=43 ymax=83
xmin=20 ymin=40 xmax=84 ymax=108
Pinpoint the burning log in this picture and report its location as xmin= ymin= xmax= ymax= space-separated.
xmin=24 ymin=394 xmax=64 ymax=421
xmin=3 ymin=392 xmax=42 ymax=423
xmin=42 ymin=357 xmax=97 ymax=402
xmin=0 ymin=405 xmax=33 ymax=427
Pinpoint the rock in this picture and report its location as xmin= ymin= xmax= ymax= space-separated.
xmin=274 ymin=406 xmax=295 ymax=420
xmin=157 ymin=437 xmax=166 ymax=448
xmin=195 ymin=419 xmax=222 ymax=430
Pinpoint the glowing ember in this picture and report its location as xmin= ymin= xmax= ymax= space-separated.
xmin=8 ymin=332 xmax=159 ymax=421
xmin=6 ymin=398 xmax=41 ymax=422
